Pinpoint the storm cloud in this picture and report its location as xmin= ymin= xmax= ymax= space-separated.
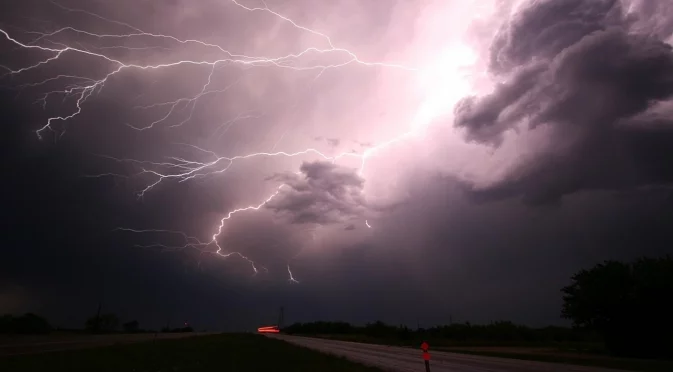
xmin=266 ymin=161 xmax=367 ymax=224
xmin=455 ymin=0 xmax=673 ymax=203
xmin=2 ymin=0 xmax=673 ymax=331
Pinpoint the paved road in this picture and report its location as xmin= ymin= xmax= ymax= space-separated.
xmin=270 ymin=335 xmax=628 ymax=372
xmin=0 ymin=333 xmax=208 ymax=357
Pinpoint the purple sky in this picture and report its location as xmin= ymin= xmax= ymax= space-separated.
xmin=2 ymin=0 xmax=673 ymax=330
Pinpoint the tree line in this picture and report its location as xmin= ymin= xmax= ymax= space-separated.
xmin=285 ymin=256 xmax=673 ymax=359
xmin=0 ymin=313 xmax=193 ymax=334
xmin=0 ymin=313 xmax=52 ymax=334
xmin=283 ymin=320 xmax=600 ymax=345
xmin=3 ymin=256 xmax=671 ymax=358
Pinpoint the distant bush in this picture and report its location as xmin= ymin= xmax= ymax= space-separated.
xmin=161 ymin=326 xmax=194 ymax=333
xmin=85 ymin=313 xmax=119 ymax=333
xmin=0 ymin=313 xmax=52 ymax=334
xmin=123 ymin=320 xmax=140 ymax=333
xmin=284 ymin=321 xmax=355 ymax=335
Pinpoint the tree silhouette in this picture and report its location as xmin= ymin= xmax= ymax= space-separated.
xmin=122 ymin=320 xmax=140 ymax=333
xmin=0 ymin=313 xmax=51 ymax=334
xmin=562 ymin=256 xmax=673 ymax=358
xmin=85 ymin=313 xmax=119 ymax=333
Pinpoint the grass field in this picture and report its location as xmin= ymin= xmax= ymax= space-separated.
xmin=0 ymin=333 xmax=383 ymax=372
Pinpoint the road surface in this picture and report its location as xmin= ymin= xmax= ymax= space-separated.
xmin=270 ymin=335 xmax=627 ymax=372
xmin=0 ymin=332 xmax=208 ymax=357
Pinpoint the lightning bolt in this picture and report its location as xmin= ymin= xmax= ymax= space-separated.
xmin=287 ymin=264 xmax=299 ymax=284
xmin=1 ymin=0 xmax=454 ymax=280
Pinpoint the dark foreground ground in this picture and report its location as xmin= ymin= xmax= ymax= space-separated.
xmin=0 ymin=333 xmax=382 ymax=372
xmin=438 ymin=347 xmax=673 ymax=372
xmin=0 ymin=332 xmax=207 ymax=357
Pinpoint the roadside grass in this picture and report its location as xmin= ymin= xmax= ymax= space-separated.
xmin=313 ymin=333 xmax=602 ymax=348
xmin=444 ymin=349 xmax=673 ymax=372
xmin=0 ymin=333 xmax=383 ymax=372
xmin=298 ymin=334 xmax=673 ymax=372
xmin=311 ymin=333 xmax=604 ymax=350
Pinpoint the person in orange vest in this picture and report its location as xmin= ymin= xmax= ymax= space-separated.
xmin=421 ymin=341 xmax=430 ymax=372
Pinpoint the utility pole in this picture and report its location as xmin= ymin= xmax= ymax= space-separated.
xmin=93 ymin=276 xmax=104 ymax=333
xmin=278 ymin=306 xmax=284 ymax=329
xmin=93 ymin=301 xmax=102 ymax=333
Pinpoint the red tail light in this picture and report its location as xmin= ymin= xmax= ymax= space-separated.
xmin=257 ymin=325 xmax=280 ymax=333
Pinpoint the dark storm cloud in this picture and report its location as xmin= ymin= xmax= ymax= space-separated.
xmin=489 ymin=0 xmax=624 ymax=74
xmin=455 ymin=0 xmax=673 ymax=203
xmin=3 ymin=0 xmax=673 ymax=334
xmin=628 ymin=1 xmax=673 ymax=40
xmin=295 ymin=173 xmax=673 ymax=326
xmin=453 ymin=62 xmax=547 ymax=145
xmin=265 ymin=161 xmax=367 ymax=224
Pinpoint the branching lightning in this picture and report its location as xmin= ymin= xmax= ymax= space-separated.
xmin=1 ymin=0 xmax=459 ymax=282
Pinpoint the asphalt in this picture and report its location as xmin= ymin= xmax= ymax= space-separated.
xmin=0 ymin=332 xmax=207 ymax=357
xmin=270 ymin=335 xmax=628 ymax=372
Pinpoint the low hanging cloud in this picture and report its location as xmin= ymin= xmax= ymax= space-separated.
xmin=265 ymin=161 xmax=368 ymax=224
xmin=454 ymin=0 xmax=673 ymax=203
